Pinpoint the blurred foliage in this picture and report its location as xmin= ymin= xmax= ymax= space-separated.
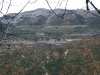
xmin=0 ymin=37 xmax=100 ymax=75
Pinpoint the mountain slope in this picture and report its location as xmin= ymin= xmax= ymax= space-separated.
xmin=1 ymin=8 xmax=100 ymax=27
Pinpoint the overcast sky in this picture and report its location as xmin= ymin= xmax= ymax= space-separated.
xmin=0 ymin=0 xmax=99 ymax=15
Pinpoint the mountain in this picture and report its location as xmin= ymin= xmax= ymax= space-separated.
xmin=1 ymin=8 xmax=100 ymax=28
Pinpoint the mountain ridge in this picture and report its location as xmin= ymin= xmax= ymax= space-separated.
xmin=1 ymin=8 xmax=100 ymax=27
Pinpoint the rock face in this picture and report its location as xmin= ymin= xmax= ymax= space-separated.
xmin=1 ymin=8 xmax=100 ymax=27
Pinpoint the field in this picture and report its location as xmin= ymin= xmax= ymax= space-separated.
xmin=6 ymin=25 xmax=99 ymax=41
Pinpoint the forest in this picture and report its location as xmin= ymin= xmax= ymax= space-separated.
xmin=0 ymin=37 xmax=100 ymax=75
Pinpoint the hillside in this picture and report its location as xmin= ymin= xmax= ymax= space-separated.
xmin=1 ymin=8 xmax=100 ymax=28
xmin=0 ymin=38 xmax=100 ymax=75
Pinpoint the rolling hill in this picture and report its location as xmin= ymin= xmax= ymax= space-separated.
xmin=1 ymin=8 xmax=100 ymax=28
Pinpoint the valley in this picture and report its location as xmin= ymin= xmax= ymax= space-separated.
xmin=0 ymin=8 xmax=100 ymax=75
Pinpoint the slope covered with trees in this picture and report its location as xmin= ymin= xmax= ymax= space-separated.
xmin=0 ymin=37 xmax=100 ymax=75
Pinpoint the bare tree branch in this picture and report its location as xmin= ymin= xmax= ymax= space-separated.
xmin=59 ymin=0 xmax=66 ymax=8
xmin=55 ymin=0 xmax=61 ymax=9
xmin=4 ymin=1 xmax=22 ymax=6
xmin=29 ymin=0 xmax=38 ymax=4
xmin=59 ymin=0 xmax=68 ymax=25
xmin=12 ymin=0 xmax=30 ymax=19
xmin=86 ymin=0 xmax=89 ymax=10
xmin=45 ymin=0 xmax=71 ymax=22
xmin=89 ymin=0 xmax=100 ymax=14
xmin=0 ymin=0 xmax=4 ymax=11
